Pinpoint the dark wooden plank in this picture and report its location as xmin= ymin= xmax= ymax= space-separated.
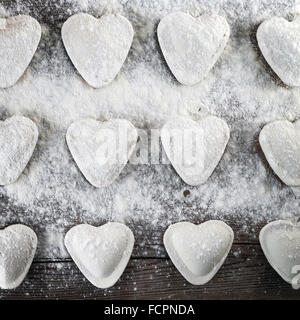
xmin=0 ymin=244 xmax=299 ymax=300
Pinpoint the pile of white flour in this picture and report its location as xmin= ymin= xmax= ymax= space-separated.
xmin=0 ymin=0 xmax=299 ymax=259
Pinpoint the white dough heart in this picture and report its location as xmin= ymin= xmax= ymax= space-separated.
xmin=164 ymin=220 xmax=234 ymax=285
xmin=0 ymin=224 xmax=37 ymax=289
xmin=66 ymin=118 xmax=138 ymax=188
xmin=157 ymin=12 xmax=230 ymax=85
xmin=62 ymin=13 xmax=134 ymax=88
xmin=161 ymin=116 xmax=230 ymax=186
xmin=0 ymin=115 xmax=38 ymax=185
xmin=260 ymin=220 xmax=300 ymax=288
xmin=259 ymin=120 xmax=300 ymax=186
xmin=0 ymin=15 xmax=41 ymax=88
xmin=257 ymin=16 xmax=300 ymax=86
xmin=65 ymin=222 xmax=134 ymax=289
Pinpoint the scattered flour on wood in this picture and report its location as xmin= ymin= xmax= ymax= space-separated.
xmin=0 ymin=0 xmax=298 ymax=260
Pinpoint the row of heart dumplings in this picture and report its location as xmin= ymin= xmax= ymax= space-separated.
xmin=0 ymin=11 xmax=299 ymax=88
xmin=0 ymin=219 xmax=299 ymax=290
xmin=2 ymin=115 xmax=299 ymax=195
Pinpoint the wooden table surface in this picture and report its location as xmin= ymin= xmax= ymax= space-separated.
xmin=0 ymin=0 xmax=299 ymax=300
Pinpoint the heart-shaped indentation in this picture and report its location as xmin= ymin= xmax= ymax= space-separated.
xmin=0 ymin=116 xmax=38 ymax=185
xmin=66 ymin=118 xmax=138 ymax=188
xmin=164 ymin=220 xmax=234 ymax=285
xmin=157 ymin=12 xmax=230 ymax=85
xmin=0 ymin=15 xmax=41 ymax=88
xmin=0 ymin=224 xmax=37 ymax=289
xmin=260 ymin=220 xmax=300 ymax=288
xmin=62 ymin=13 xmax=134 ymax=88
xmin=65 ymin=222 xmax=134 ymax=288
xmin=161 ymin=116 xmax=230 ymax=186
xmin=257 ymin=16 xmax=300 ymax=86
xmin=259 ymin=119 xmax=300 ymax=186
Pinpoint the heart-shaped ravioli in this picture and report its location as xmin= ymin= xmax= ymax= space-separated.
xmin=259 ymin=119 xmax=300 ymax=186
xmin=0 ymin=116 xmax=38 ymax=185
xmin=66 ymin=118 xmax=138 ymax=188
xmin=164 ymin=220 xmax=234 ymax=285
xmin=257 ymin=16 xmax=300 ymax=86
xmin=161 ymin=116 xmax=230 ymax=186
xmin=62 ymin=13 xmax=134 ymax=88
xmin=0 ymin=15 xmax=41 ymax=88
xmin=65 ymin=222 xmax=134 ymax=288
xmin=260 ymin=220 xmax=300 ymax=288
xmin=0 ymin=224 xmax=37 ymax=289
xmin=157 ymin=12 xmax=230 ymax=85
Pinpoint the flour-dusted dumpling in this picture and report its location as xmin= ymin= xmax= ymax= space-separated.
xmin=0 ymin=116 xmax=39 ymax=185
xmin=259 ymin=119 xmax=300 ymax=186
xmin=157 ymin=12 xmax=230 ymax=85
xmin=161 ymin=116 xmax=230 ymax=186
xmin=260 ymin=220 xmax=300 ymax=289
xmin=65 ymin=222 xmax=134 ymax=289
xmin=257 ymin=16 xmax=300 ymax=86
xmin=66 ymin=118 xmax=138 ymax=187
xmin=164 ymin=221 xmax=234 ymax=285
xmin=0 ymin=224 xmax=37 ymax=289
xmin=0 ymin=15 xmax=41 ymax=88
xmin=62 ymin=13 xmax=134 ymax=88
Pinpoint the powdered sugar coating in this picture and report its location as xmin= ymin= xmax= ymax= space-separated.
xmin=0 ymin=0 xmax=298 ymax=261
xmin=65 ymin=222 xmax=134 ymax=288
xmin=0 ymin=15 xmax=41 ymax=88
xmin=0 ymin=116 xmax=38 ymax=185
xmin=161 ymin=116 xmax=230 ymax=186
xmin=259 ymin=120 xmax=300 ymax=186
xmin=164 ymin=220 xmax=234 ymax=285
xmin=0 ymin=224 xmax=37 ymax=289
xmin=157 ymin=12 xmax=230 ymax=85
xmin=62 ymin=13 xmax=134 ymax=88
xmin=66 ymin=118 xmax=138 ymax=187
xmin=260 ymin=220 xmax=300 ymax=286
xmin=257 ymin=16 xmax=300 ymax=87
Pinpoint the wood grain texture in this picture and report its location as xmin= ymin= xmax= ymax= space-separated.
xmin=0 ymin=244 xmax=299 ymax=300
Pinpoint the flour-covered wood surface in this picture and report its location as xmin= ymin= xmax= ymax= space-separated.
xmin=0 ymin=0 xmax=299 ymax=299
